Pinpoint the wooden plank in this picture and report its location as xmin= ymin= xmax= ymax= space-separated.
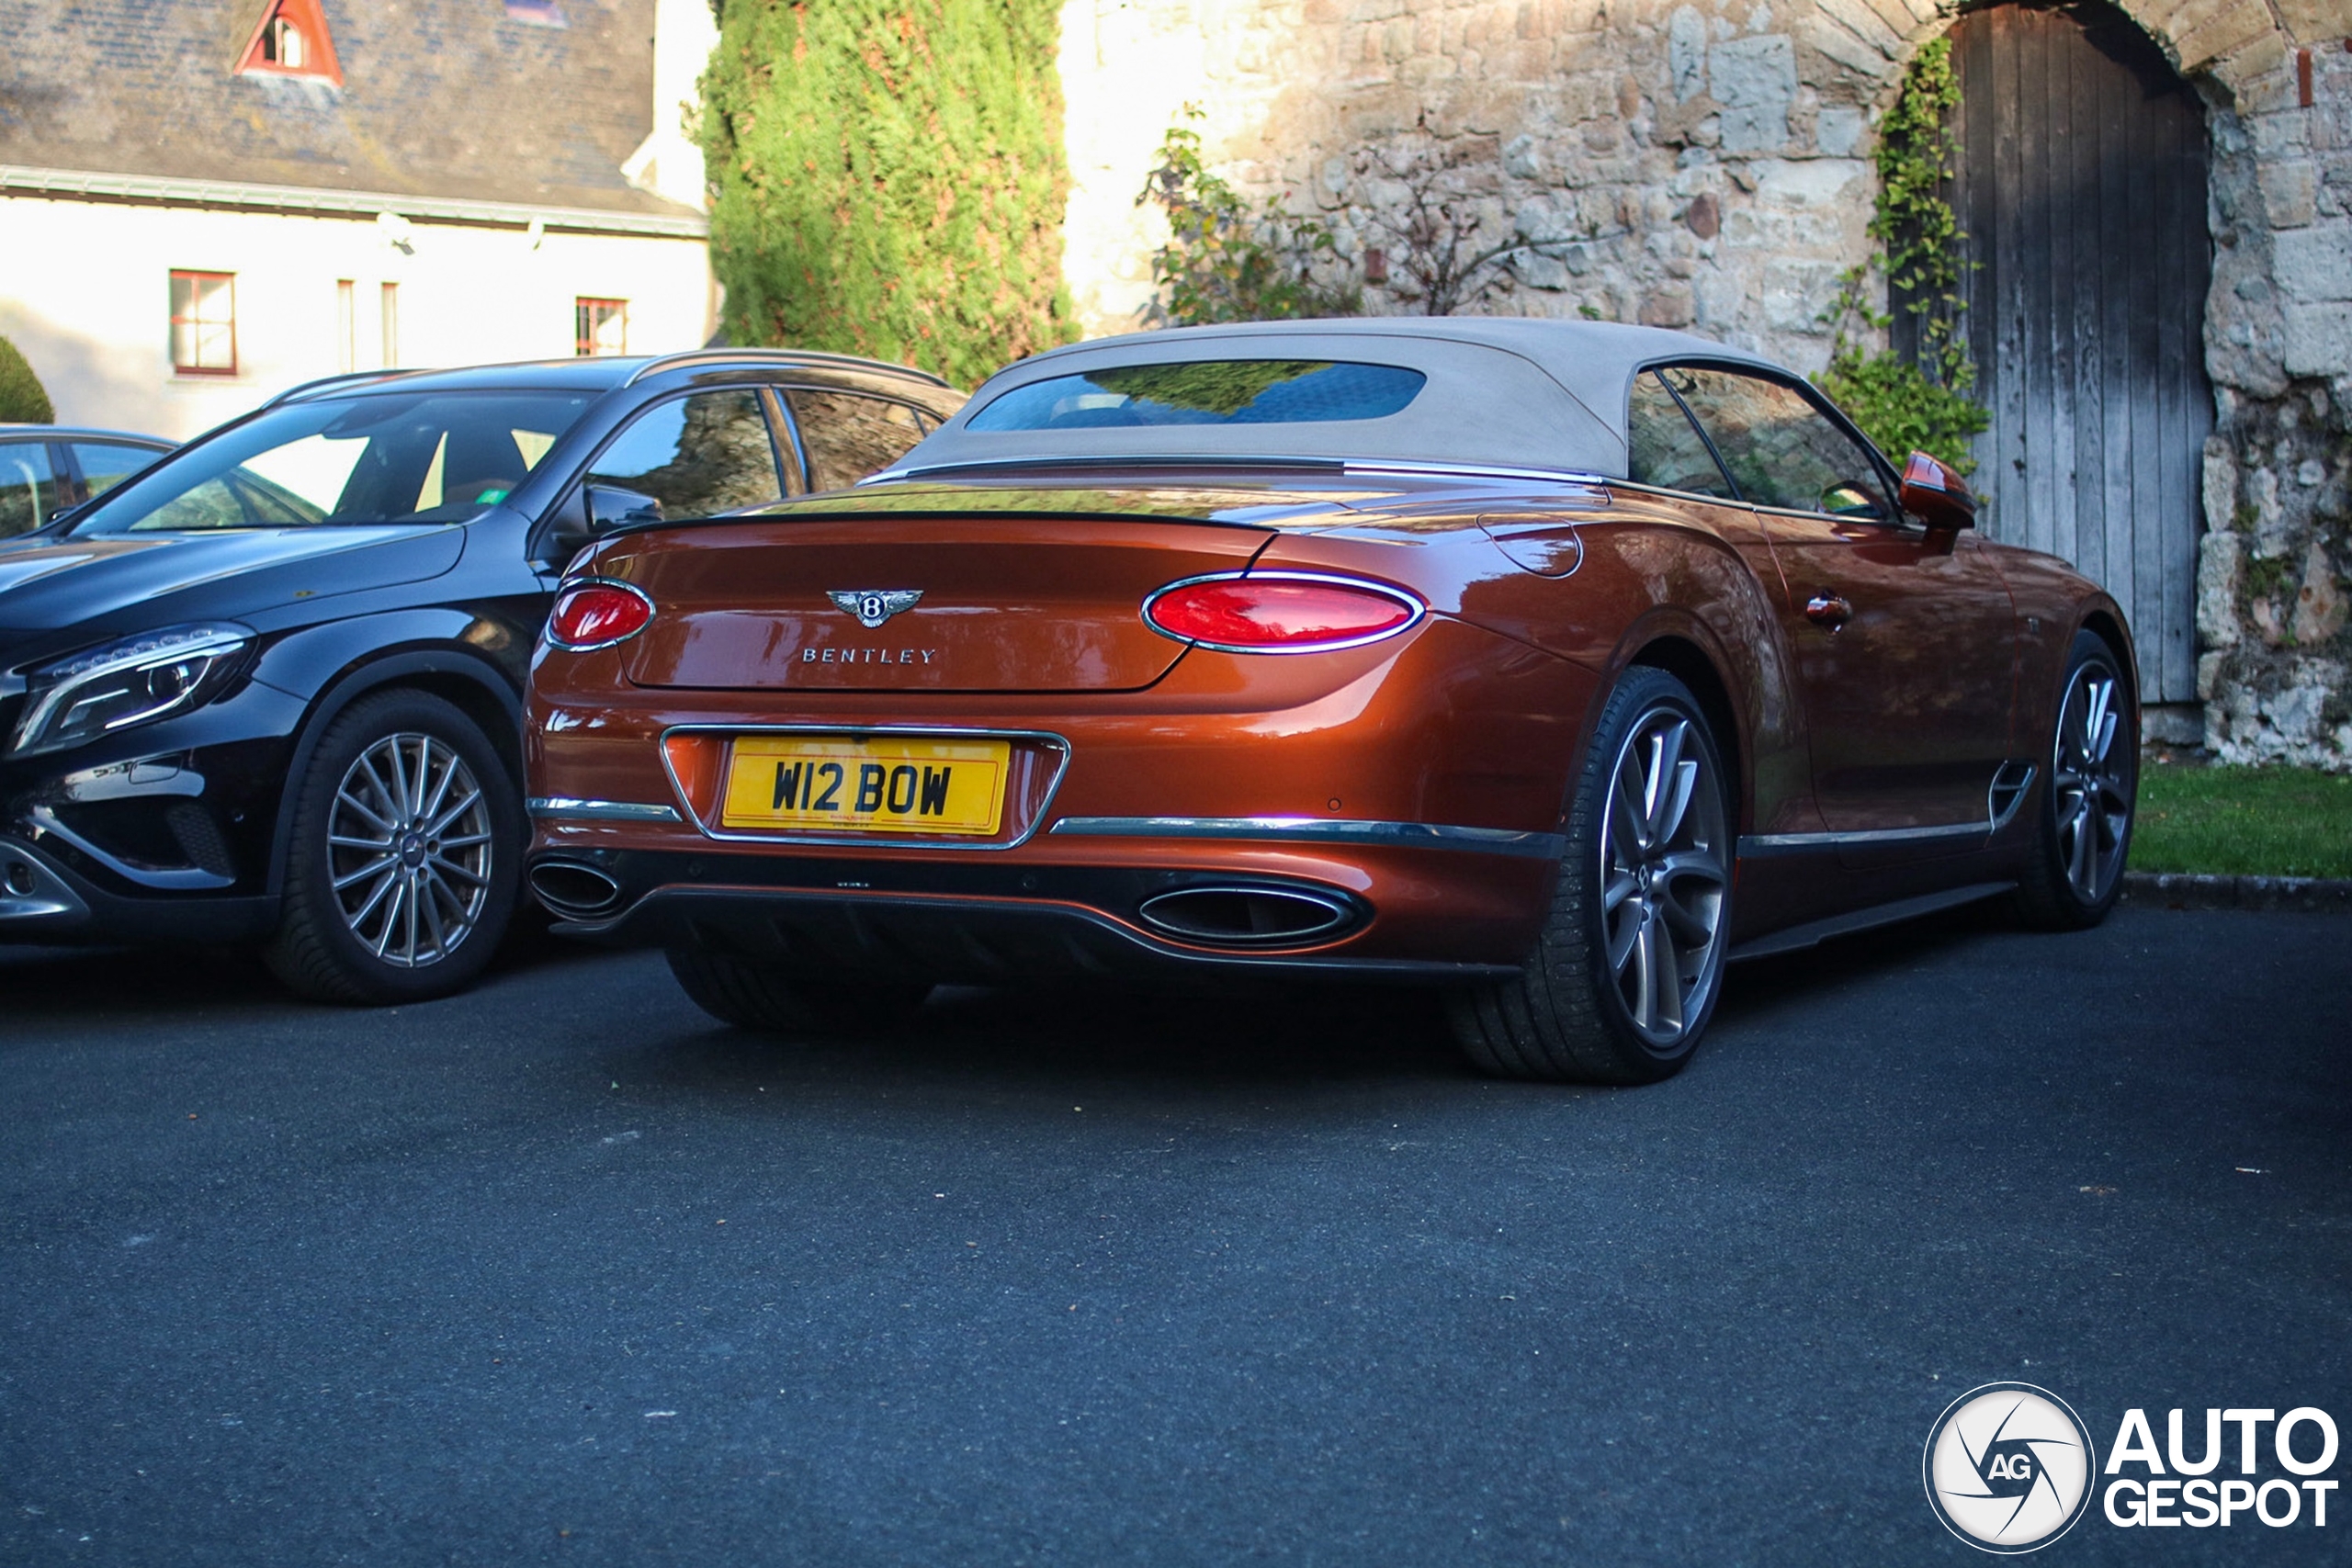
xmin=2067 ymin=15 xmax=2108 ymax=589
xmin=2096 ymin=17 xmax=2138 ymax=652
xmin=1959 ymin=15 xmax=1997 ymax=484
xmin=1991 ymin=7 xmax=2030 ymax=542
xmin=2020 ymin=7 xmax=2061 ymax=565
xmin=2128 ymin=36 xmax=2167 ymax=708
xmin=2152 ymin=86 xmax=2190 ymax=701
xmin=2041 ymin=8 xmax=2080 ymax=576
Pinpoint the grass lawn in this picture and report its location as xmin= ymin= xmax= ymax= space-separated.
xmin=2132 ymin=761 xmax=2352 ymax=879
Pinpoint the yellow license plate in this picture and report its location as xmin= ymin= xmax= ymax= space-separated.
xmin=720 ymin=737 xmax=1010 ymax=836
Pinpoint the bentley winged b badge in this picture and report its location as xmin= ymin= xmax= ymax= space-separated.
xmin=830 ymin=589 xmax=923 ymax=629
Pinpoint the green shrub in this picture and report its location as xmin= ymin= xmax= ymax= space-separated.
xmin=0 ymin=334 xmax=52 ymax=423
xmin=1137 ymin=112 xmax=1355 ymax=326
xmin=1813 ymin=38 xmax=1988 ymax=474
xmin=699 ymin=0 xmax=1073 ymax=387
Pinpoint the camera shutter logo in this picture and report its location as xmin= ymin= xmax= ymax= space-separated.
xmin=1924 ymin=1382 xmax=2098 ymax=1552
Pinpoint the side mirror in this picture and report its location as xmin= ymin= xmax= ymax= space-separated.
xmin=1897 ymin=451 xmax=1976 ymax=532
xmin=585 ymin=484 xmax=662 ymax=533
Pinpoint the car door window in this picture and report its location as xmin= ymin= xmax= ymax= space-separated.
xmin=786 ymin=390 xmax=930 ymax=491
xmin=67 ymin=441 xmax=165 ymax=502
xmin=1664 ymin=367 xmax=1892 ymax=520
xmin=1626 ymin=370 xmax=1736 ymax=500
xmin=0 ymin=441 xmax=69 ymax=536
xmin=586 ymin=389 xmax=786 ymax=522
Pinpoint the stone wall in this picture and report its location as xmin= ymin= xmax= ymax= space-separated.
xmin=1057 ymin=0 xmax=2351 ymax=769
xmin=2196 ymin=39 xmax=2352 ymax=767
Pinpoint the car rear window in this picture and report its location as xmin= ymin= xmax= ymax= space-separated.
xmin=964 ymin=360 xmax=1427 ymax=431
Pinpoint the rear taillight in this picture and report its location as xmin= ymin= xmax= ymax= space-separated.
xmin=548 ymin=581 xmax=655 ymax=650
xmin=1143 ymin=573 xmax=1422 ymax=654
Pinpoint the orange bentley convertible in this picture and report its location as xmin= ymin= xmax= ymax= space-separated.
xmin=523 ymin=321 xmax=2137 ymax=1083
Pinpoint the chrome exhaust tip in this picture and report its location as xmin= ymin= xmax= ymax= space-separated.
xmin=528 ymin=860 xmax=624 ymax=918
xmin=1136 ymin=886 xmax=1358 ymax=947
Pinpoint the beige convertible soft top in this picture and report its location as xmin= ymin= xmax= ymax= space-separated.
xmin=881 ymin=318 xmax=1789 ymax=482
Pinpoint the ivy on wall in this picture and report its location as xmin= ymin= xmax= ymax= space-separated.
xmin=0 ymin=334 xmax=51 ymax=423
xmin=699 ymin=0 xmax=1073 ymax=388
xmin=1814 ymin=37 xmax=1990 ymax=475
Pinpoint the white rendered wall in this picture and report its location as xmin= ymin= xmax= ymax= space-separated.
xmin=0 ymin=197 xmax=713 ymax=441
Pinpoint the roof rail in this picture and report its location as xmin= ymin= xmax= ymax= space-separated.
xmin=621 ymin=346 xmax=953 ymax=390
xmin=265 ymin=368 xmax=418 ymax=407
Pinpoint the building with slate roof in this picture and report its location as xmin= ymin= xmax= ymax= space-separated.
xmin=0 ymin=0 xmax=717 ymax=438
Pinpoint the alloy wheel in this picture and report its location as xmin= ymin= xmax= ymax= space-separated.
xmin=324 ymin=732 xmax=494 ymax=968
xmin=2051 ymin=659 xmax=2132 ymax=903
xmin=1598 ymin=706 xmax=1730 ymax=1049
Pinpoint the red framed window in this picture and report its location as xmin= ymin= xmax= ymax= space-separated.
xmin=170 ymin=271 xmax=238 ymax=377
xmin=575 ymin=299 xmax=628 ymax=357
xmin=236 ymin=0 xmax=344 ymax=85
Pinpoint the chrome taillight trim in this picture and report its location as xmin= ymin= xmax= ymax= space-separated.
xmin=1140 ymin=570 xmax=1428 ymax=656
xmin=545 ymin=577 xmax=656 ymax=652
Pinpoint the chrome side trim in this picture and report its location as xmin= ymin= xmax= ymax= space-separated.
xmin=865 ymin=454 xmax=1612 ymax=491
xmin=1342 ymin=459 xmax=1610 ymax=491
xmin=527 ymin=797 xmax=684 ymax=823
xmin=1738 ymin=820 xmax=1990 ymax=856
xmin=1739 ymin=768 xmax=2043 ymax=859
xmin=1050 ymin=815 xmax=1566 ymax=860
xmin=658 ymin=724 xmax=1073 ymax=852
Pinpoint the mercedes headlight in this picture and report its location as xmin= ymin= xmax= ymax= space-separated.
xmin=9 ymin=623 xmax=254 ymax=759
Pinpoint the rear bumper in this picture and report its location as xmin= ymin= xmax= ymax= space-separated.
xmin=555 ymin=883 xmax=1522 ymax=986
xmin=527 ymin=615 xmax=1597 ymax=976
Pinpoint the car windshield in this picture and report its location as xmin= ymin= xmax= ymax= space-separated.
xmin=67 ymin=390 xmax=593 ymax=536
xmin=964 ymin=360 xmax=1427 ymax=431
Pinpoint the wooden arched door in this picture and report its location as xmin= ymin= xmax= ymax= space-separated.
xmin=1939 ymin=1 xmax=2211 ymax=704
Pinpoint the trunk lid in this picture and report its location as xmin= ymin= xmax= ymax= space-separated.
xmin=609 ymin=513 xmax=1279 ymax=694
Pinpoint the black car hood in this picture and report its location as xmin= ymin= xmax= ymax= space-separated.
xmin=0 ymin=526 xmax=465 ymax=655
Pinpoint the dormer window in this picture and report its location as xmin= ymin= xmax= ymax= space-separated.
xmin=263 ymin=16 xmax=306 ymax=68
xmin=236 ymin=0 xmax=342 ymax=85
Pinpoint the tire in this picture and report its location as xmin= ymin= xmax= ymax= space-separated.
xmin=1450 ymin=667 xmax=1736 ymax=1085
xmin=263 ymin=689 xmax=523 ymax=1004
xmin=666 ymin=947 xmax=931 ymax=1034
xmin=2014 ymin=630 xmax=2137 ymax=930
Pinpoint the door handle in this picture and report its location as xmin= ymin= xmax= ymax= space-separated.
xmin=1804 ymin=592 xmax=1852 ymax=629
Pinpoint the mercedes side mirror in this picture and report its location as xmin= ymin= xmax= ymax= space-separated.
xmin=585 ymin=484 xmax=663 ymax=533
xmin=1898 ymin=451 xmax=1977 ymax=532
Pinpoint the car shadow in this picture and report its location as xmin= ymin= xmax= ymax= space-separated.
xmin=1712 ymin=894 xmax=2020 ymax=1026
xmin=643 ymin=976 xmax=1473 ymax=1092
xmin=0 ymin=910 xmax=596 ymax=1026
xmin=640 ymin=899 xmax=2027 ymax=1096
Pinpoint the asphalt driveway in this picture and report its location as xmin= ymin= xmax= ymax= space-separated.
xmin=2 ymin=903 xmax=2346 ymax=1565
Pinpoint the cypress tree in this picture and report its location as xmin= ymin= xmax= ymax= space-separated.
xmin=700 ymin=0 xmax=1073 ymax=388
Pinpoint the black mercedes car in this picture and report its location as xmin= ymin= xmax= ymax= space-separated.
xmin=0 ymin=350 xmax=965 ymax=1002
